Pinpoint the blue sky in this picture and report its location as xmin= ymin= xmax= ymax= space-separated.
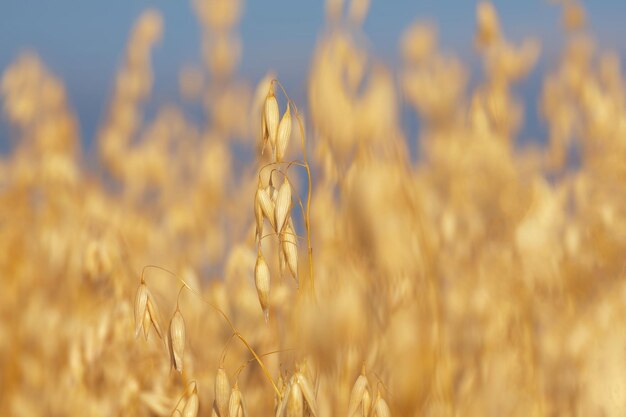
xmin=0 ymin=1 xmax=625 ymax=148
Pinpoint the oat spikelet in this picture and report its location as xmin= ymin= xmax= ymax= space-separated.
xmin=347 ymin=373 xmax=369 ymax=417
xmin=276 ymin=102 xmax=292 ymax=162
xmin=265 ymin=87 xmax=279 ymax=150
xmin=254 ymin=251 xmax=271 ymax=322
xmin=147 ymin=296 xmax=164 ymax=339
xmin=171 ymin=397 xmax=185 ymax=417
xmin=168 ymin=307 xmax=186 ymax=372
xmin=373 ymin=392 xmax=391 ymax=417
xmin=215 ymin=367 xmax=230 ymax=417
xmin=182 ymin=390 xmax=199 ymax=417
xmin=282 ymin=221 xmax=298 ymax=283
xmin=362 ymin=387 xmax=372 ymax=417
xmin=275 ymin=381 xmax=289 ymax=417
xmin=296 ymin=372 xmax=318 ymax=417
xmin=228 ymin=382 xmax=247 ymax=417
xmin=142 ymin=308 xmax=151 ymax=340
xmin=134 ymin=283 xmax=149 ymax=337
xmin=274 ymin=180 xmax=292 ymax=234
xmin=256 ymin=184 xmax=276 ymax=231
xmin=286 ymin=380 xmax=304 ymax=417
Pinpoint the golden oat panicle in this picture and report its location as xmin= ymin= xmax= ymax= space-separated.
xmin=168 ymin=307 xmax=186 ymax=373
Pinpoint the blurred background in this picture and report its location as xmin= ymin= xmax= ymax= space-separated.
xmin=1 ymin=1 xmax=625 ymax=149
xmin=2 ymin=1 xmax=626 ymax=417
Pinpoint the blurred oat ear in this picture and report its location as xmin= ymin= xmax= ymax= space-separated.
xmin=475 ymin=2 xmax=500 ymax=48
xmin=372 ymin=391 xmax=391 ymax=417
xmin=348 ymin=0 xmax=370 ymax=26
xmin=362 ymin=388 xmax=372 ymax=417
xmin=215 ymin=367 xmax=231 ymax=417
xmin=326 ymin=0 xmax=344 ymax=23
xmin=347 ymin=372 xmax=370 ymax=417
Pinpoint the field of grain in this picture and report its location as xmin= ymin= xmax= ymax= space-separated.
xmin=1 ymin=1 xmax=625 ymax=416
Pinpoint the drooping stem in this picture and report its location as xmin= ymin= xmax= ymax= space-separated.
xmin=142 ymin=265 xmax=282 ymax=398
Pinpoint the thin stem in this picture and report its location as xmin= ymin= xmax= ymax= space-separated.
xmin=175 ymin=285 xmax=185 ymax=310
xmin=219 ymin=333 xmax=237 ymax=367
xmin=143 ymin=266 xmax=282 ymax=398
xmin=233 ymin=348 xmax=294 ymax=381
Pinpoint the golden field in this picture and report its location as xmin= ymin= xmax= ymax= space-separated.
xmin=1 ymin=1 xmax=625 ymax=416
